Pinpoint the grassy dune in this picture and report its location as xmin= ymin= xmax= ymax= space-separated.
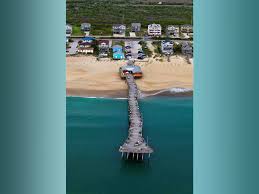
xmin=67 ymin=0 xmax=193 ymax=4
xmin=66 ymin=0 xmax=193 ymax=35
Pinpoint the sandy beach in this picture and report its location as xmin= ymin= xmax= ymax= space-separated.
xmin=66 ymin=55 xmax=193 ymax=98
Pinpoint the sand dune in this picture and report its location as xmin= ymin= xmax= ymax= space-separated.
xmin=66 ymin=56 xmax=193 ymax=97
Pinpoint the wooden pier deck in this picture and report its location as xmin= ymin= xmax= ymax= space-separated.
xmin=119 ymin=74 xmax=153 ymax=160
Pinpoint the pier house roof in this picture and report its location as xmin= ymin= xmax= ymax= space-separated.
xmin=120 ymin=63 xmax=142 ymax=74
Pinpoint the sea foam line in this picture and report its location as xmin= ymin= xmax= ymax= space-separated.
xmin=140 ymin=87 xmax=193 ymax=98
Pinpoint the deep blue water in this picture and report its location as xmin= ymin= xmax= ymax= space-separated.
xmin=67 ymin=97 xmax=193 ymax=194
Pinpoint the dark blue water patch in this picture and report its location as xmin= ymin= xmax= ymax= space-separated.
xmin=67 ymin=97 xmax=193 ymax=194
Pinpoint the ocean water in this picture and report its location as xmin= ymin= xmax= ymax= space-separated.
xmin=67 ymin=97 xmax=193 ymax=194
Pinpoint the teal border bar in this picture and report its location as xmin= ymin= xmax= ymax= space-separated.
xmin=194 ymin=1 xmax=259 ymax=194
xmin=0 ymin=1 xmax=65 ymax=194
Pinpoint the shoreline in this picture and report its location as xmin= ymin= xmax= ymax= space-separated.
xmin=66 ymin=87 xmax=193 ymax=99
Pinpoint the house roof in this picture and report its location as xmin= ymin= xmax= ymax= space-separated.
xmin=131 ymin=23 xmax=141 ymax=26
xmin=66 ymin=24 xmax=72 ymax=30
xmin=113 ymin=24 xmax=126 ymax=29
xmin=148 ymin=24 xmax=161 ymax=29
xmin=120 ymin=63 xmax=142 ymax=73
xmin=82 ymin=37 xmax=95 ymax=41
xmin=113 ymin=45 xmax=122 ymax=49
xmin=79 ymin=42 xmax=92 ymax=46
xmin=162 ymin=40 xmax=173 ymax=44
xmin=167 ymin=25 xmax=179 ymax=29
xmin=181 ymin=24 xmax=193 ymax=28
xmin=113 ymin=52 xmax=125 ymax=59
xmin=81 ymin=23 xmax=91 ymax=27
xmin=98 ymin=40 xmax=109 ymax=45
xmin=113 ymin=45 xmax=123 ymax=52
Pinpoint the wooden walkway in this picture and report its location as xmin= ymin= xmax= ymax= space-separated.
xmin=119 ymin=74 xmax=153 ymax=160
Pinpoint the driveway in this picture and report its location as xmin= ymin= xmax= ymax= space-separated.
xmin=68 ymin=39 xmax=79 ymax=55
xmin=125 ymin=41 xmax=142 ymax=59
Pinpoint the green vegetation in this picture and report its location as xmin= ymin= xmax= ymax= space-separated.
xmin=113 ymin=41 xmax=125 ymax=47
xmin=152 ymin=41 xmax=162 ymax=55
xmin=67 ymin=0 xmax=192 ymax=35
xmin=72 ymin=26 xmax=84 ymax=36
xmin=92 ymin=41 xmax=99 ymax=56
xmin=173 ymin=43 xmax=182 ymax=54
xmin=67 ymin=0 xmax=193 ymax=5
xmin=139 ymin=41 xmax=152 ymax=57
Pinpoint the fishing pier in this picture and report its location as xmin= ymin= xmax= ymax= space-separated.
xmin=119 ymin=70 xmax=153 ymax=160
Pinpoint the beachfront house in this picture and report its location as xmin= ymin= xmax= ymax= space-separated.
xmin=81 ymin=23 xmax=91 ymax=32
xmin=181 ymin=24 xmax=193 ymax=33
xmin=66 ymin=24 xmax=72 ymax=37
xmin=112 ymin=45 xmax=125 ymax=60
xmin=181 ymin=42 xmax=193 ymax=56
xmin=78 ymin=41 xmax=92 ymax=48
xmin=148 ymin=24 xmax=162 ymax=36
xmin=131 ymin=23 xmax=141 ymax=32
xmin=98 ymin=40 xmax=110 ymax=57
xmin=167 ymin=25 xmax=180 ymax=37
xmin=113 ymin=24 xmax=126 ymax=36
xmin=112 ymin=45 xmax=123 ymax=53
xmin=77 ymin=47 xmax=94 ymax=54
xmin=113 ymin=52 xmax=125 ymax=60
xmin=161 ymin=40 xmax=174 ymax=55
xmin=99 ymin=40 xmax=109 ymax=48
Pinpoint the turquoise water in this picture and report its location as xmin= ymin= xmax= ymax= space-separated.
xmin=67 ymin=97 xmax=193 ymax=194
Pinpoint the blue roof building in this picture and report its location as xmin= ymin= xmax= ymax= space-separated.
xmin=112 ymin=45 xmax=123 ymax=53
xmin=113 ymin=51 xmax=125 ymax=60
xmin=112 ymin=45 xmax=124 ymax=59
xmin=82 ymin=37 xmax=95 ymax=42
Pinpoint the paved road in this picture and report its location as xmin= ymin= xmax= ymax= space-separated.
xmin=70 ymin=37 xmax=192 ymax=44
xmin=71 ymin=35 xmax=192 ymax=42
xmin=68 ymin=39 xmax=79 ymax=55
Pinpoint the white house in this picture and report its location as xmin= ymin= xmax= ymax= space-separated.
xmin=66 ymin=24 xmax=72 ymax=37
xmin=167 ymin=25 xmax=180 ymax=37
xmin=81 ymin=23 xmax=91 ymax=32
xmin=181 ymin=24 xmax=193 ymax=33
xmin=161 ymin=40 xmax=174 ymax=55
xmin=113 ymin=24 xmax=126 ymax=36
xmin=77 ymin=47 xmax=94 ymax=54
xmin=148 ymin=24 xmax=162 ymax=36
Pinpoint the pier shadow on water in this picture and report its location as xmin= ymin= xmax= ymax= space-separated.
xmin=120 ymin=156 xmax=152 ymax=171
